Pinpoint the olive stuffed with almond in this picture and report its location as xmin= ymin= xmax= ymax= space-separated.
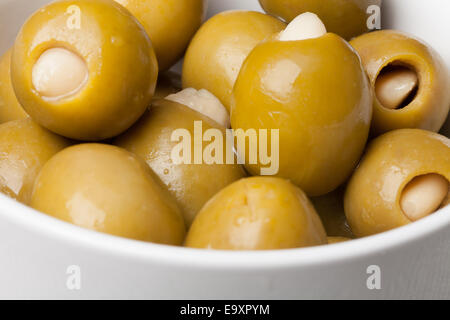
xmin=351 ymin=30 xmax=450 ymax=136
xmin=345 ymin=129 xmax=450 ymax=237
xmin=231 ymin=13 xmax=372 ymax=196
xmin=11 ymin=0 xmax=158 ymax=140
xmin=259 ymin=0 xmax=382 ymax=40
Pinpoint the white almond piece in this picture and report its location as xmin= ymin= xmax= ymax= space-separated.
xmin=375 ymin=68 xmax=418 ymax=109
xmin=166 ymin=88 xmax=230 ymax=128
xmin=279 ymin=12 xmax=327 ymax=42
xmin=400 ymin=173 xmax=449 ymax=221
xmin=32 ymin=48 xmax=88 ymax=100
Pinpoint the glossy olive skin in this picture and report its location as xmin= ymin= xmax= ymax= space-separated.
xmin=345 ymin=129 xmax=450 ymax=237
xmin=311 ymin=187 xmax=354 ymax=239
xmin=115 ymin=99 xmax=246 ymax=226
xmin=259 ymin=0 xmax=382 ymax=40
xmin=0 ymin=119 xmax=70 ymax=204
xmin=11 ymin=0 xmax=158 ymax=141
xmin=232 ymin=33 xmax=372 ymax=196
xmin=115 ymin=0 xmax=206 ymax=71
xmin=185 ymin=177 xmax=327 ymax=250
xmin=31 ymin=144 xmax=186 ymax=245
xmin=350 ymin=30 xmax=450 ymax=136
xmin=153 ymin=71 xmax=181 ymax=101
xmin=0 ymin=49 xmax=27 ymax=123
xmin=182 ymin=11 xmax=285 ymax=111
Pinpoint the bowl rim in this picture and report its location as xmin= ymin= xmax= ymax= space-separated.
xmin=1 ymin=192 xmax=449 ymax=270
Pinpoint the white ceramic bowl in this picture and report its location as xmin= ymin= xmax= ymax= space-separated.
xmin=0 ymin=0 xmax=449 ymax=299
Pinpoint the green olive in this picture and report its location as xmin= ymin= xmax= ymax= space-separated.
xmin=0 ymin=118 xmax=70 ymax=204
xmin=153 ymin=71 xmax=181 ymax=101
xmin=115 ymin=0 xmax=206 ymax=71
xmin=231 ymin=33 xmax=372 ymax=196
xmin=259 ymin=0 xmax=382 ymax=40
xmin=350 ymin=30 xmax=450 ymax=136
xmin=185 ymin=177 xmax=327 ymax=250
xmin=311 ymin=187 xmax=354 ymax=239
xmin=11 ymin=0 xmax=158 ymax=141
xmin=345 ymin=129 xmax=450 ymax=237
xmin=115 ymin=98 xmax=246 ymax=226
xmin=31 ymin=143 xmax=186 ymax=245
xmin=0 ymin=49 xmax=27 ymax=123
xmin=182 ymin=10 xmax=285 ymax=111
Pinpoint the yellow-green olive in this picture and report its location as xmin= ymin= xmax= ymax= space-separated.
xmin=231 ymin=31 xmax=372 ymax=196
xmin=115 ymin=98 xmax=246 ymax=226
xmin=31 ymin=143 xmax=186 ymax=245
xmin=0 ymin=49 xmax=27 ymax=123
xmin=153 ymin=71 xmax=181 ymax=101
xmin=350 ymin=30 xmax=450 ymax=136
xmin=11 ymin=0 xmax=158 ymax=141
xmin=259 ymin=0 xmax=382 ymax=40
xmin=185 ymin=177 xmax=327 ymax=250
xmin=345 ymin=129 xmax=450 ymax=237
xmin=115 ymin=0 xmax=206 ymax=71
xmin=0 ymin=118 xmax=70 ymax=204
xmin=182 ymin=10 xmax=285 ymax=111
xmin=311 ymin=187 xmax=354 ymax=239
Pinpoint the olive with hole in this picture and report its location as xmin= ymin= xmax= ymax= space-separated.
xmin=0 ymin=49 xmax=27 ymax=123
xmin=182 ymin=10 xmax=285 ymax=111
xmin=11 ymin=0 xmax=158 ymax=141
xmin=0 ymin=118 xmax=70 ymax=204
xmin=231 ymin=13 xmax=372 ymax=196
xmin=345 ymin=129 xmax=450 ymax=237
xmin=311 ymin=187 xmax=354 ymax=239
xmin=115 ymin=89 xmax=246 ymax=226
xmin=115 ymin=0 xmax=206 ymax=71
xmin=350 ymin=30 xmax=450 ymax=136
xmin=259 ymin=0 xmax=382 ymax=40
xmin=31 ymin=144 xmax=186 ymax=245
xmin=185 ymin=177 xmax=327 ymax=250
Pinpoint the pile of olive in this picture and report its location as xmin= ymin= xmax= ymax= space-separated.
xmin=0 ymin=0 xmax=448 ymax=250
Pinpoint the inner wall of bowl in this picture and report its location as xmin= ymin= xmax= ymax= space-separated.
xmin=382 ymin=0 xmax=450 ymax=71
xmin=0 ymin=0 xmax=49 ymax=51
